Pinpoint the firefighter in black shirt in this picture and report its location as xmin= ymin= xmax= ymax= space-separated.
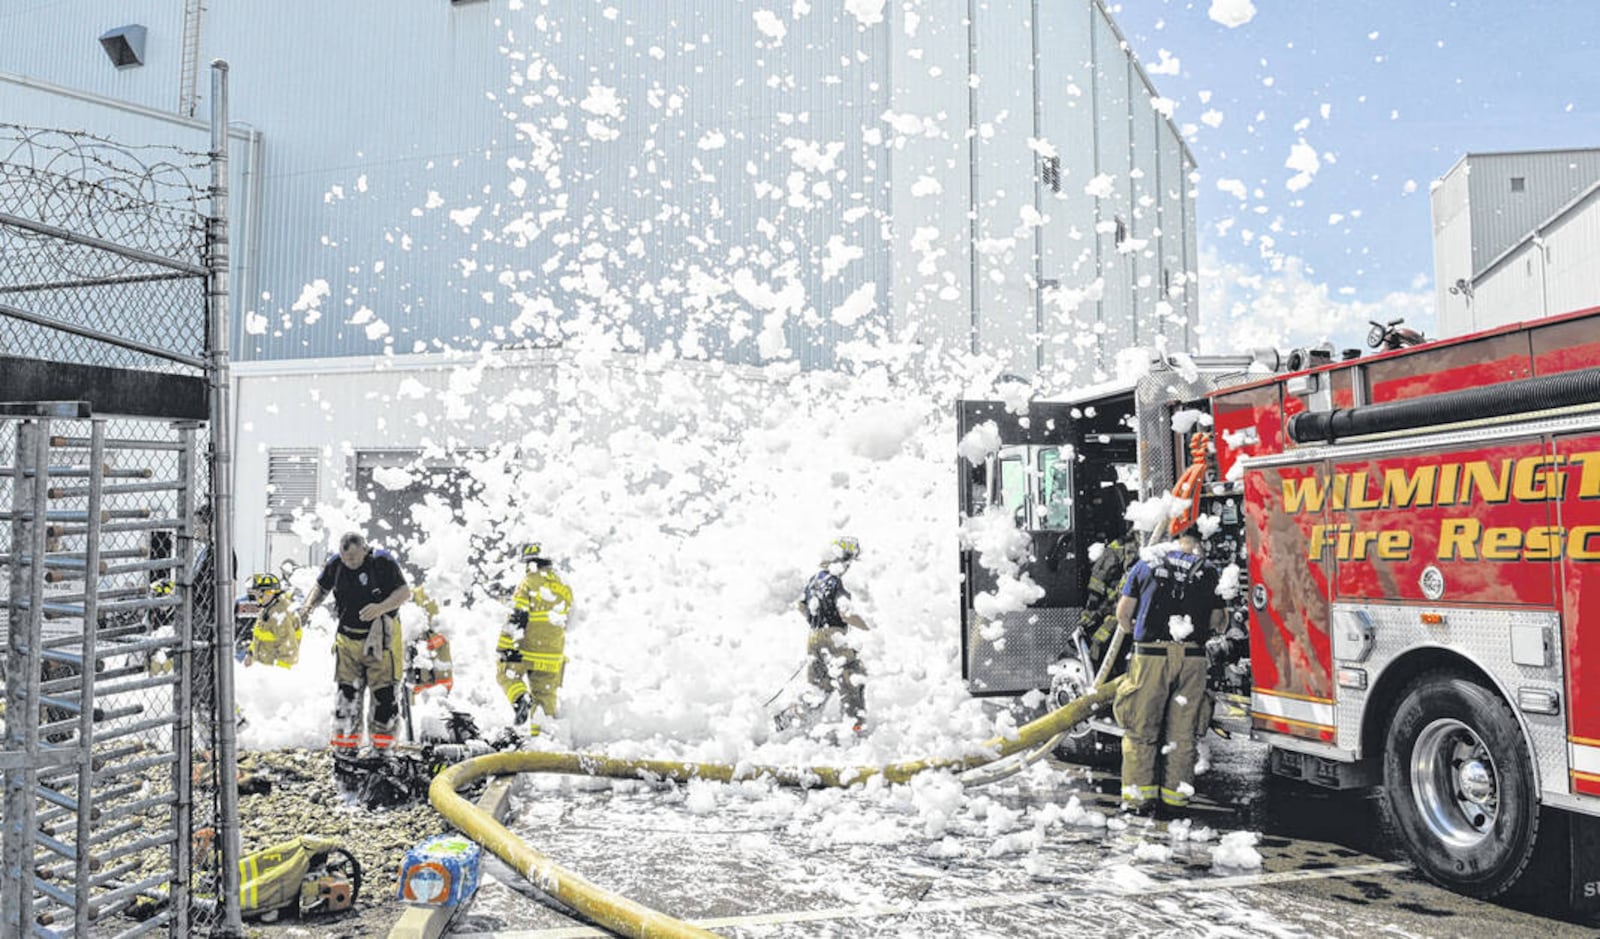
xmin=298 ymin=532 xmax=410 ymax=753
xmin=1111 ymin=526 xmax=1224 ymax=814
xmin=797 ymin=536 xmax=870 ymax=734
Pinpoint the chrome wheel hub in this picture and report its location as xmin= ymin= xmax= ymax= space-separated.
xmin=1411 ymin=718 xmax=1499 ymax=848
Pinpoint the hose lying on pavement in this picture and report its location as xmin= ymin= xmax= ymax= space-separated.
xmin=429 ymin=676 xmax=1122 ymax=939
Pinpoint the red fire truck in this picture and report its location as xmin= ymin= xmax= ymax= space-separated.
xmin=958 ymin=307 xmax=1600 ymax=912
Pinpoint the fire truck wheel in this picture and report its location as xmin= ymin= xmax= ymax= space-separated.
xmin=1381 ymin=671 xmax=1539 ymax=898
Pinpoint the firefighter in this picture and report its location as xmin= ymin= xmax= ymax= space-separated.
xmin=1081 ymin=532 xmax=1141 ymax=672
xmin=798 ymin=535 xmax=870 ymax=735
xmin=407 ymin=584 xmax=454 ymax=699
xmin=242 ymin=573 xmax=302 ymax=669
xmin=1111 ymin=525 xmax=1224 ymax=815
xmin=496 ymin=543 xmax=573 ymax=736
xmin=298 ymin=532 xmax=410 ymax=754
xmin=146 ymin=579 xmax=177 ymax=676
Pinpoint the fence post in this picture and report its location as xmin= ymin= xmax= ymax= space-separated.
xmin=207 ymin=59 xmax=244 ymax=939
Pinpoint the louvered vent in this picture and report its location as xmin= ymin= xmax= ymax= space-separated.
xmin=266 ymin=449 xmax=318 ymax=531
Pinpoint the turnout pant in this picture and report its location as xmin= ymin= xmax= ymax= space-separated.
xmin=497 ymin=620 xmax=566 ymax=732
xmin=1113 ymin=641 xmax=1207 ymax=807
xmin=807 ymin=626 xmax=866 ymax=723
xmin=331 ymin=616 xmax=403 ymax=751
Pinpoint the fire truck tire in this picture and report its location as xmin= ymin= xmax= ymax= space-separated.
xmin=1381 ymin=671 xmax=1540 ymax=898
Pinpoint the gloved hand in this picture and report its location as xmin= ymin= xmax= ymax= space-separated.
xmin=508 ymin=608 xmax=529 ymax=629
xmin=498 ymin=645 xmax=521 ymax=664
xmin=1204 ymin=635 xmax=1230 ymax=666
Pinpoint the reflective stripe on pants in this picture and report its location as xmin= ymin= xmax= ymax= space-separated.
xmin=1112 ymin=643 xmax=1207 ymax=805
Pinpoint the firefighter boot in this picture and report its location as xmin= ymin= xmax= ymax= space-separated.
xmin=512 ymin=693 xmax=532 ymax=728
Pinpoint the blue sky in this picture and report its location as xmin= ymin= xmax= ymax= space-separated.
xmin=1109 ymin=0 xmax=1600 ymax=349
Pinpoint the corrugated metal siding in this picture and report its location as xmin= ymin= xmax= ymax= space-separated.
xmin=212 ymin=1 xmax=890 ymax=369
xmin=1430 ymin=159 xmax=1472 ymax=334
xmin=1128 ymin=73 xmax=1159 ymax=347
xmin=972 ymin=0 xmax=1038 ymax=378
xmin=1091 ymin=7 xmax=1132 ymax=357
xmin=1037 ymin=0 xmax=1099 ymax=385
xmin=1465 ymin=150 xmax=1600 ymax=274
xmin=1474 ymin=186 xmax=1600 ymax=329
xmin=1157 ymin=126 xmax=1185 ymax=346
xmin=885 ymin=0 xmax=973 ymax=363
xmin=0 ymin=0 xmax=186 ymax=112
xmin=1545 ymin=188 xmax=1600 ymax=316
xmin=4 ymin=1 xmax=1191 ymax=377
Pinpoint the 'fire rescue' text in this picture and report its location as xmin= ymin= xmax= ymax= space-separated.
xmin=1281 ymin=451 xmax=1600 ymax=562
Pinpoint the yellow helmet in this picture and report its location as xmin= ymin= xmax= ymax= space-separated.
xmin=830 ymin=536 xmax=861 ymax=563
xmin=248 ymin=572 xmax=283 ymax=600
xmin=150 ymin=579 xmax=175 ymax=598
xmin=520 ymin=543 xmax=551 ymax=567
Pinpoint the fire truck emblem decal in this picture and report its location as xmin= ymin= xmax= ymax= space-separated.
xmin=1251 ymin=583 xmax=1267 ymax=610
xmin=1418 ymin=565 xmax=1445 ymax=601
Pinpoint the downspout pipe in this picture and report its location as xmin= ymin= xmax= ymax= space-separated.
xmin=1287 ymin=365 xmax=1600 ymax=445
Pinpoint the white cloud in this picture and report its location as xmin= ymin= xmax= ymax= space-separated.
xmin=1197 ymin=246 xmax=1434 ymax=353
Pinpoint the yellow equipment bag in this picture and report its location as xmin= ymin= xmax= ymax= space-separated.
xmin=238 ymin=835 xmax=362 ymax=920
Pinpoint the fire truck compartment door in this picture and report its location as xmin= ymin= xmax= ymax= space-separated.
xmin=957 ymin=399 xmax=1080 ymax=695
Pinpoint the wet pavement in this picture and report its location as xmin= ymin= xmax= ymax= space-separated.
xmin=439 ymin=736 xmax=1599 ymax=938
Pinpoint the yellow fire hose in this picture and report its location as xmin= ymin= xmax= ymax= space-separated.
xmin=429 ymin=677 xmax=1122 ymax=939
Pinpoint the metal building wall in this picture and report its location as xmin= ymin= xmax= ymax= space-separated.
xmin=885 ymin=1 xmax=974 ymax=366
xmin=1037 ymin=0 xmax=1101 ymax=381
xmin=1430 ymin=157 xmax=1474 ymax=335
xmin=204 ymin=2 xmax=893 ymax=369
xmin=2 ymin=1 xmax=1193 ymax=380
xmin=1464 ymin=150 xmax=1600 ymax=273
xmin=1472 ymin=183 xmax=1600 ymax=329
xmin=0 ymin=72 xmax=259 ymax=333
xmin=0 ymin=1 xmax=188 ymax=113
xmin=971 ymin=0 xmax=1040 ymax=379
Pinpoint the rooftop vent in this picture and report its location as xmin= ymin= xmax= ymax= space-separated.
xmin=99 ymin=24 xmax=147 ymax=69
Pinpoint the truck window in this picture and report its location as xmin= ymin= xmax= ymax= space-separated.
xmin=999 ymin=453 xmax=1028 ymax=527
xmin=1037 ymin=446 xmax=1073 ymax=532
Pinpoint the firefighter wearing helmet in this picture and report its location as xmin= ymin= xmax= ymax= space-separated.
xmin=496 ymin=542 xmax=573 ymax=736
xmin=1111 ymin=525 xmax=1225 ymax=815
xmin=145 ymin=579 xmax=178 ymax=676
xmin=243 ymin=573 xmax=303 ymax=669
xmin=407 ymin=584 xmax=454 ymax=699
xmin=798 ymin=535 xmax=870 ymax=735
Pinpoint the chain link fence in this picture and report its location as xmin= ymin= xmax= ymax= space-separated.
xmin=0 ymin=112 xmax=237 ymax=938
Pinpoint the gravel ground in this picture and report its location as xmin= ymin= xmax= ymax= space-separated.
xmin=232 ymin=748 xmax=456 ymax=939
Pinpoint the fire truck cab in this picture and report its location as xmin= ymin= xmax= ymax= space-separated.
xmin=958 ymin=306 xmax=1600 ymax=912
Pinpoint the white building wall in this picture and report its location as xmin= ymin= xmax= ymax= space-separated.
xmin=0 ymin=3 xmax=188 ymax=113
xmin=0 ymin=71 xmax=260 ymax=340
xmin=3 ymin=0 xmax=1194 ymax=384
xmin=230 ymin=350 xmax=786 ymax=578
xmin=1465 ymin=150 xmax=1600 ymax=271
xmin=1433 ymin=148 xmax=1600 ymax=337
xmin=1472 ymin=186 xmax=1600 ymax=330
xmin=971 ymin=0 xmax=1040 ymax=379
xmin=1431 ymin=159 xmax=1474 ymax=335
xmin=887 ymin=1 xmax=974 ymax=364
xmin=1090 ymin=11 xmax=1133 ymax=359
xmin=1543 ymin=189 xmax=1600 ymax=317
xmin=1037 ymin=0 xmax=1100 ymax=381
